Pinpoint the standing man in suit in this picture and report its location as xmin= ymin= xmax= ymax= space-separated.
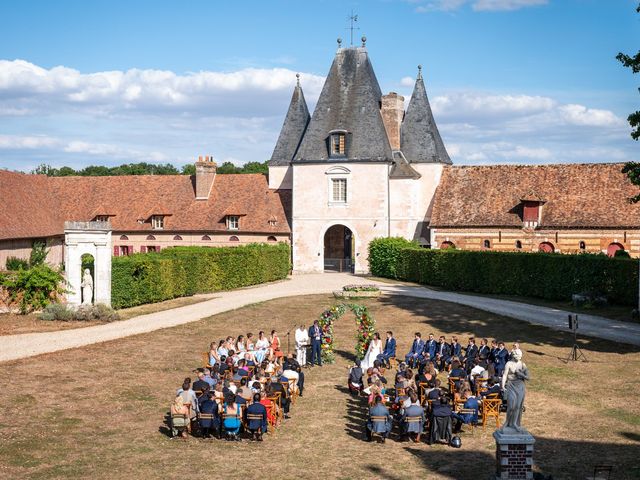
xmin=377 ymin=331 xmax=397 ymax=367
xmin=478 ymin=338 xmax=490 ymax=359
xmin=464 ymin=337 xmax=478 ymax=370
xmin=450 ymin=336 xmax=462 ymax=362
xmin=309 ymin=320 xmax=323 ymax=367
xmin=421 ymin=333 xmax=437 ymax=369
xmin=405 ymin=332 xmax=425 ymax=368
xmin=494 ymin=341 xmax=509 ymax=377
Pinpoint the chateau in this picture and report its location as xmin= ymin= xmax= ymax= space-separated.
xmin=1 ymin=42 xmax=639 ymax=272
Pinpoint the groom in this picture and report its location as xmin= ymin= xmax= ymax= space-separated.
xmin=377 ymin=331 xmax=396 ymax=368
xmin=405 ymin=332 xmax=425 ymax=368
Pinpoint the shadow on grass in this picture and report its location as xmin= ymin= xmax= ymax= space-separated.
xmin=335 ymin=348 xmax=357 ymax=363
xmin=336 ymin=384 xmax=368 ymax=441
xmin=377 ymin=294 xmax=640 ymax=355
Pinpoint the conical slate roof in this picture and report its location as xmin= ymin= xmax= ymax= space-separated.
xmin=268 ymin=77 xmax=310 ymax=166
xmin=401 ymin=71 xmax=451 ymax=164
xmin=294 ymin=47 xmax=393 ymax=162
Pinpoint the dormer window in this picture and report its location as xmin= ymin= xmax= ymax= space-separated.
xmin=151 ymin=215 xmax=164 ymax=230
xmin=520 ymin=191 xmax=544 ymax=229
xmin=329 ymin=130 xmax=347 ymax=157
xmin=227 ymin=215 xmax=239 ymax=231
xmin=95 ymin=215 xmax=110 ymax=222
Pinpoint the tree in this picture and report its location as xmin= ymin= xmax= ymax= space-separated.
xmin=618 ymin=3 xmax=640 ymax=202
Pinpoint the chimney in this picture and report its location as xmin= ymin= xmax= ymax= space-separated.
xmin=195 ymin=155 xmax=217 ymax=200
xmin=381 ymin=92 xmax=404 ymax=151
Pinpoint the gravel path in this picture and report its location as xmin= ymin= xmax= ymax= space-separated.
xmin=1 ymin=274 xmax=638 ymax=363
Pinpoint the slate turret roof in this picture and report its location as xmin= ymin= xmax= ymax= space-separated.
xmin=401 ymin=68 xmax=452 ymax=164
xmin=268 ymin=75 xmax=310 ymax=166
xmin=293 ymin=47 xmax=393 ymax=163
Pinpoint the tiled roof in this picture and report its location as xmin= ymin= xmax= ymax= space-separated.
xmin=294 ymin=47 xmax=393 ymax=163
xmin=430 ymin=163 xmax=640 ymax=228
xmin=268 ymin=80 xmax=310 ymax=166
xmin=0 ymin=170 xmax=291 ymax=240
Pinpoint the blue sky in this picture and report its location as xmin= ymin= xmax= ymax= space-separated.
xmin=0 ymin=0 xmax=638 ymax=171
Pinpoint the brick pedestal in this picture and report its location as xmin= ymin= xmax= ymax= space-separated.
xmin=493 ymin=429 xmax=535 ymax=479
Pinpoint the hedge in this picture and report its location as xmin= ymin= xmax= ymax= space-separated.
xmin=368 ymin=237 xmax=418 ymax=279
xmin=111 ymin=243 xmax=290 ymax=309
xmin=368 ymin=238 xmax=638 ymax=306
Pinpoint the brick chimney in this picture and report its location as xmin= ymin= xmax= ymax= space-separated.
xmin=381 ymin=92 xmax=404 ymax=151
xmin=195 ymin=155 xmax=217 ymax=200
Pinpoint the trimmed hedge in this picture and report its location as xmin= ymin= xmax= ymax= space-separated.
xmin=368 ymin=237 xmax=418 ymax=279
xmin=369 ymin=238 xmax=638 ymax=306
xmin=111 ymin=243 xmax=290 ymax=309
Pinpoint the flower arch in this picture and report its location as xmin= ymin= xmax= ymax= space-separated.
xmin=317 ymin=303 xmax=375 ymax=364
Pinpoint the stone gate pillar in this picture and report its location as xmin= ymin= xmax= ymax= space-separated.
xmin=64 ymin=221 xmax=112 ymax=307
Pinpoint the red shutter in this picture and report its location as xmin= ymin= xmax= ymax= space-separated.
xmin=128 ymin=246 xmax=134 ymax=255
xmin=156 ymin=245 xmax=161 ymax=252
xmin=140 ymin=246 xmax=146 ymax=253
xmin=113 ymin=246 xmax=119 ymax=256
xmin=523 ymin=202 xmax=539 ymax=222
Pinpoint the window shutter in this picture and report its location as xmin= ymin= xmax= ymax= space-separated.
xmin=156 ymin=245 xmax=161 ymax=252
xmin=140 ymin=246 xmax=146 ymax=253
xmin=113 ymin=246 xmax=119 ymax=256
xmin=129 ymin=245 xmax=134 ymax=255
xmin=339 ymin=134 xmax=345 ymax=154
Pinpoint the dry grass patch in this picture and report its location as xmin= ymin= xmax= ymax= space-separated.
xmin=0 ymin=294 xmax=638 ymax=480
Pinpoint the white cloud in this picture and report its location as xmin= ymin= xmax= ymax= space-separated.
xmin=412 ymin=0 xmax=547 ymax=12
xmin=558 ymin=104 xmax=624 ymax=127
xmin=400 ymin=76 xmax=415 ymax=87
xmin=0 ymin=134 xmax=60 ymax=149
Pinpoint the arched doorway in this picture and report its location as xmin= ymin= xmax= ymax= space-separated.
xmin=440 ymin=241 xmax=455 ymax=249
xmin=539 ymin=242 xmax=555 ymax=253
xmin=323 ymin=224 xmax=353 ymax=272
xmin=607 ymin=242 xmax=624 ymax=257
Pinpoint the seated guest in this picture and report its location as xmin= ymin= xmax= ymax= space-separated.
xmin=217 ymin=339 xmax=229 ymax=359
xmin=234 ymin=359 xmax=249 ymax=380
xmin=367 ymin=384 xmax=385 ymax=406
xmin=176 ymin=378 xmax=199 ymax=418
xmin=269 ymin=377 xmax=290 ymax=419
xmin=480 ymin=377 xmax=502 ymax=398
xmin=198 ymin=391 xmax=220 ymax=438
xmin=218 ymin=356 xmax=230 ymax=375
xmin=366 ymin=395 xmax=393 ymax=442
xmin=282 ymin=354 xmax=304 ymax=396
xmin=348 ymin=359 xmax=364 ymax=395
xmin=430 ymin=395 xmax=453 ymax=445
xmin=449 ymin=360 xmax=466 ymax=380
xmin=428 ymin=379 xmax=443 ymax=402
xmin=259 ymin=392 xmax=276 ymax=427
xmin=192 ymin=371 xmax=209 ymax=394
xmin=209 ymin=342 xmax=220 ymax=367
xmin=405 ymin=332 xmax=425 ymax=368
xmin=222 ymin=392 xmax=242 ymax=441
xmin=236 ymin=335 xmax=247 ymax=353
xmin=202 ymin=368 xmax=216 ymax=388
xmin=401 ymin=392 xmax=425 ymax=442
xmin=245 ymin=393 xmax=268 ymax=441
xmin=255 ymin=331 xmax=270 ymax=363
xmin=452 ymin=392 xmax=480 ymax=432
xmin=170 ymin=395 xmax=190 ymax=438
xmin=377 ymin=331 xmax=397 ymax=368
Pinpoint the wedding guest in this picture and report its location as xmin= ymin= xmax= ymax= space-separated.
xmin=192 ymin=371 xmax=209 ymax=393
xmin=366 ymin=395 xmax=392 ymax=442
xmin=245 ymin=392 xmax=268 ymax=441
xmin=176 ymin=378 xmax=199 ymax=418
xmin=198 ymin=391 xmax=220 ymax=438
xmin=209 ymin=341 xmax=220 ymax=367
xmin=401 ymin=392 xmax=425 ymax=442
xmin=255 ymin=331 xmax=270 ymax=363
xmin=270 ymin=329 xmax=284 ymax=360
xmin=349 ymin=359 xmax=364 ymax=394
xmin=405 ymin=332 xmax=425 ymax=368
xmin=170 ymin=395 xmax=190 ymax=438
xmin=222 ymin=392 xmax=242 ymax=441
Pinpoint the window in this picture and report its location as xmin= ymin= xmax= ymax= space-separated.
xmin=268 ymin=217 xmax=277 ymax=227
xmin=441 ymin=241 xmax=455 ymax=250
xmin=146 ymin=246 xmax=157 ymax=253
xmin=95 ymin=215 xmax=109 ymax=222
xmin=229 ymin=236 xmax=239 ymax=242
xmin=146 ymin=235 xmax=156 ymax=241
xmin=539 ymin=242 xmax=555 ymax=253
xmin=267 ymin=236 xmax=277 ymax=243
xmin=483 ymin=239 xmax=491 ymax=249
xmin=331 ymin=132 xmax=346 ymax=156
xmin=201 ymin=235 xmax=211 ymax=241
xmin=515 ymin=240 xmax=523 ymax=250
xmin=227 ymin=215 xmax=239 ymax=231
xmin=579 ymin=241 xmax=586 ymax=251
xmin=331 ymin=178 xmax=347 ymax=203
xmin=119 ymin=235 xmax=129 ymax=241
xmin=151 ymin=215 xmax=164 ymax=230
xmin=173 ymin=235 xmax=183 ymax=241
xmin=119 ymin=245 xmax=131 ymax=256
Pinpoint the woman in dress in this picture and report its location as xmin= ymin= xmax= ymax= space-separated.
xmin=170 ymin=395 xmax=190 ymax=438
xmin=236 ymin=335 xmax=247 ymax=353
xmin=361 ymin=332 xmax=383 ymax=370
xmin=208 ymin=341 xmax=220 ymax=367
xmin=255 ymin=331 xmax=270 ymax=363
xmin=217 ymin=339 xmax=229 ymax=359
xmin=270 ymin=329 xmax=283 ymax=360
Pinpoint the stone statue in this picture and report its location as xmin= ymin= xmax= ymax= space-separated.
xmin=81 ymin=268 xmax=93 ymax=305
xmin=500 ymin=348 xmax=529 ymax=433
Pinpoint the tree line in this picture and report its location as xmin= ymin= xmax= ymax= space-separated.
xmin=31 ymin=161 xmax=268 ymax=177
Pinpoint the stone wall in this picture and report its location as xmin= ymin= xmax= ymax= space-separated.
xmin=0 ymin=236 xmax=64 ymax=269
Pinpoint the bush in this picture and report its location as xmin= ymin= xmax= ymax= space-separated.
xmin=375 ymin=246 xmax=639 ymax=306
xmin=5 ymin=256 xmax=29 ymax=271
xmin=1 ymin=265 xmax=66 ymax=313
xmin=111 ymin=243 xmax=291 ymax=309
xmin=39 ymin=302 xmax=119 ymax=322
xmin=368 ymin=237 xmax=419 ymax=279
xmin=29 ymin=240 xmax=49 ymax=267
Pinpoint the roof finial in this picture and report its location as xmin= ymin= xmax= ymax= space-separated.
xmin=337 ymin=37 xmax=342 ymax=48
xmin=361 ymin=35 xmax=367 ymax=47
xmin=296 ymin=73 xmax=300 ymax=87
xmin=417 ymin=64 xmax=423 ymax=80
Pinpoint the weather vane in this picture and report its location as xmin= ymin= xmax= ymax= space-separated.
xmin=346 ymin=11 xmax=359 ymax=46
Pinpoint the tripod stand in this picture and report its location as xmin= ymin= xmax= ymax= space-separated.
xmin=564 ymin=314 xmax=587 ymax=362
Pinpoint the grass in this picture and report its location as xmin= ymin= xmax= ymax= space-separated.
xmin=0 ymin=295 xmax=211 ymax=335
xmin=0 ymin=294 xmax=638 ymax=479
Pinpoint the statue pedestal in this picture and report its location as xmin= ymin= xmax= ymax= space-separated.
xmin=493 ymin=429 xmax=535 ymax=480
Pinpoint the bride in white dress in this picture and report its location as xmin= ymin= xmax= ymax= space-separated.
xmin=361 ymin=332 xmax=383 ymax=370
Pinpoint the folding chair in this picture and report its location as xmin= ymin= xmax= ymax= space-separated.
xmin=369 ymin=415 xmax=389 ymax=443
xmin=448 ymin=377 xmax=460 ymax=396
xmin=201 ymin=352 xmax=212 ymax=369
xmin=418 ymin=382 xmax=430 ymax=405
xmin=404 ymin=416 xmax=424 ymax=442
xmin=457 ymin=408 xmax=477 ymax=434
xmin=170 ymin=413 xmax=189 ymax=438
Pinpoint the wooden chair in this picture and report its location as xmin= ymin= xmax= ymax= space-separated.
xmin=474 ymin=377 xmax=488 ymax=397
xmin=481 ymin=398 xmax=501 ymax=430
xmin=404 ymin=416 xmax=424 ymax=442
xmin=201 ymin=352 xmax=212 ymax=369
xmin=369 ymin=415 xmax=389 ymax=442
xmin=418 ymin=382 xmax=430 ymax=404
xmin=246 ymin=413 xmax=265 ymax=434
xmin=287 ymin=379 xmax=299 ymax=405
xmin=454 ymin=398 xmax=466 ymax=413
xmin=448 ymin=377 xmax=460 ymax=396
xmin=396 ymin=387 xmax=406 ymax=398
xmin=457 ymin=408 xmax=477 ymax=434
xmin=268 ymin=393 xmax=283 ymax=425
xmin=170 ymin=413 xmax=189 ymax=438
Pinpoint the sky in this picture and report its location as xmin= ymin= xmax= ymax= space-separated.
xmin=0 ymin=0 xmax=638 ymax=171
